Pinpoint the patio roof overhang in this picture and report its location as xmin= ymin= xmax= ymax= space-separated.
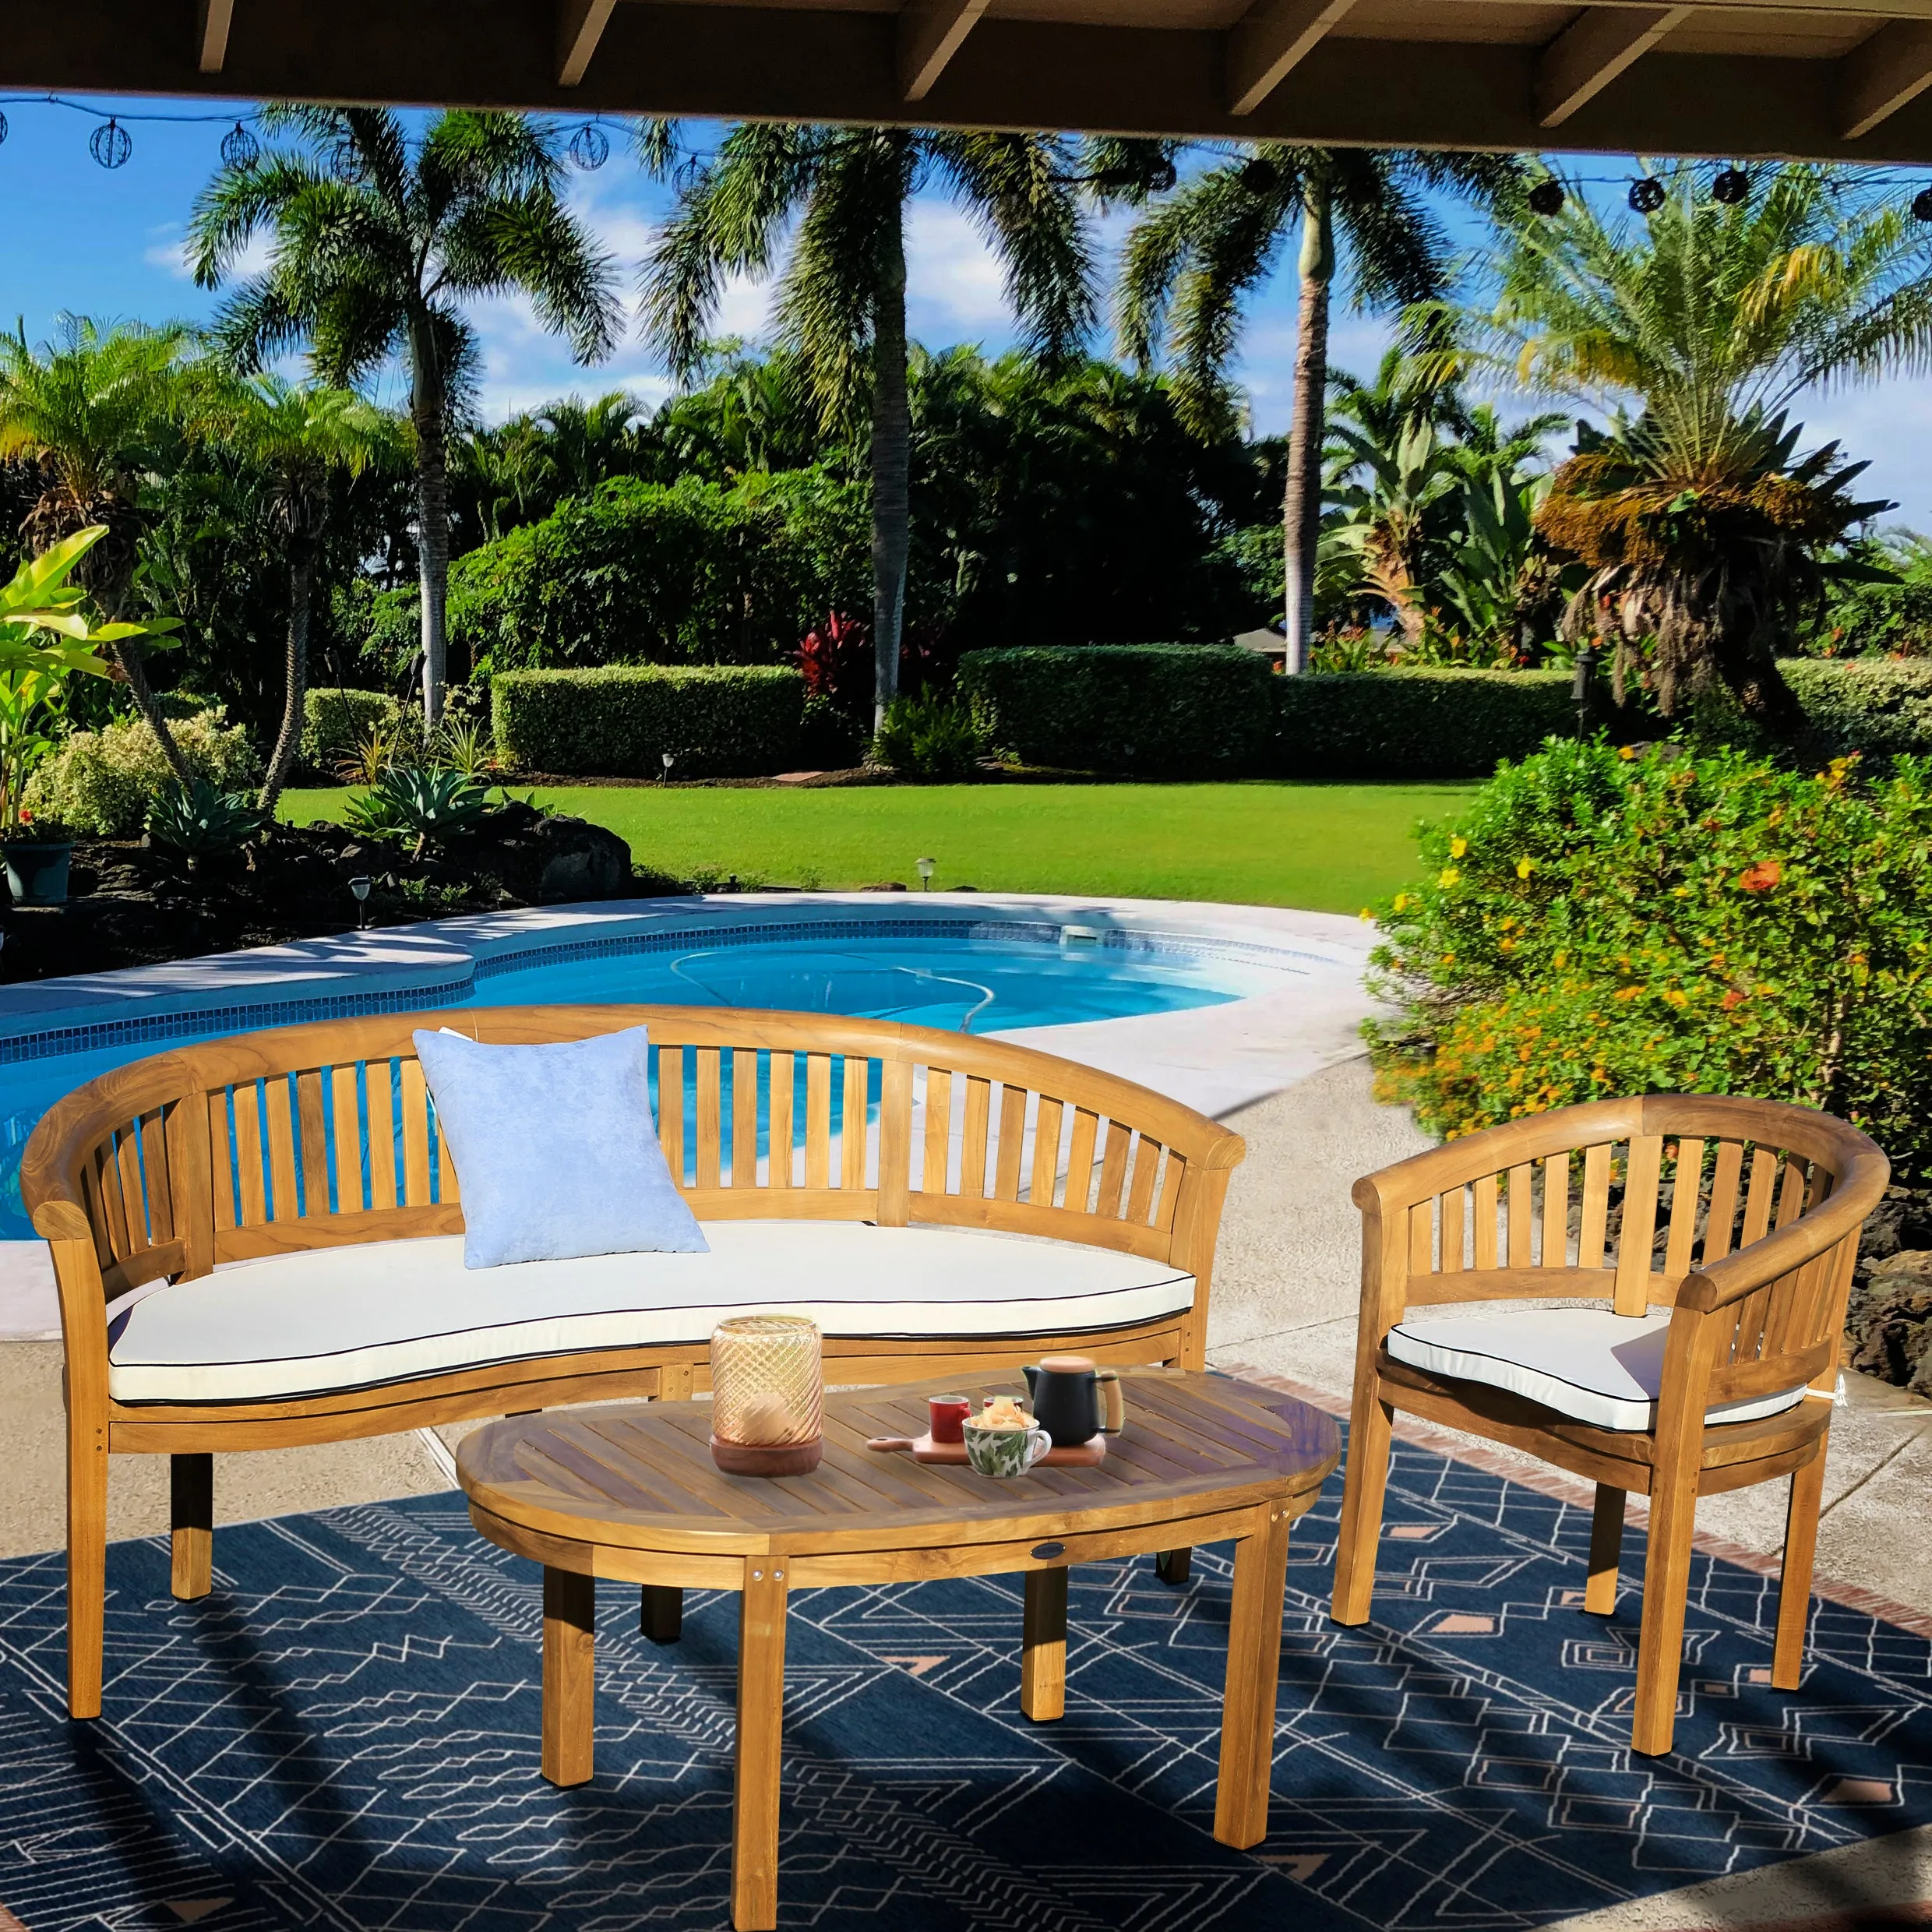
xmin=16 ymin=0 xmax=1932 ymax=166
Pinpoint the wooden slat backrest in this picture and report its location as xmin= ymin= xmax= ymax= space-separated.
xmin=1360 ymin=1095 xmax=1887 ymax=1410
xmin=25 ymin=1004 xmax=1243 ymax=1289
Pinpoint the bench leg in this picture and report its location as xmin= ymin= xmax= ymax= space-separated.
xmin=1021 ymin=1567 xmax=1067 ymax=1721
xmin=1772 ymin=1451 xmax=1826 ymax=1690
xmin=733 ymin=1562 xmax=788 ymax=1932
xmin=1215 ymin=1507 xmax=1292 ymax=1851
xmin=1585 ymin=1485 xmax=1624 ymax=1615
xmin=1154 ymin=1548 xmax=1192 ymax=1586
xmin=640 ymin=1585 xmax=682 ymax=1645
xmin=171 ymin=1454 xmax=213 ymax=1602
xmin=542 ymin=1567 xmax=596 ymax=1787
xmin=68 ymin=1411 xmax=108 ymax=1720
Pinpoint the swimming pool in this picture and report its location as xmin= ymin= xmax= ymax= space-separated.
xmin=0 ymin=913 xmax=1315 ymax=1239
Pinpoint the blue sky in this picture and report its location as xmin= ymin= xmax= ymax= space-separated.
xmin=4 ymin=94 xmax=1932 ymax=522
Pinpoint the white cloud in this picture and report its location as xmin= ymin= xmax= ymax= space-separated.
xmin=144 ymin=221 xmax=273 ymax=283
xmin=906 ymin=202 xmax=1011 ymax=333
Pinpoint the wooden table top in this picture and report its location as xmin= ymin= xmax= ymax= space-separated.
xmin=457 ymin=1370 xmax=1341 ymax=1562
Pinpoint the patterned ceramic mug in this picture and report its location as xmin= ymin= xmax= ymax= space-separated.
xmin=963 ymin=1416 xmax=1051 ymax=1477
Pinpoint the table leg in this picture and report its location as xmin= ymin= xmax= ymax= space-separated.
xmin=1155 ymin=1547 xmax=1192 ymax=1585
xmin=1021 ymin=1567 xmax=1068 ymax=1721
xmin=1214 ymin=1507 xmax=1292 ymax=1850
xmin=640 ymin=1585 xmax=683 ymax=1644
xmin=542 ymin=1567 xmax=595 ymax=1788
xmin=733 ymin=1561 xmax=789 ymax=1932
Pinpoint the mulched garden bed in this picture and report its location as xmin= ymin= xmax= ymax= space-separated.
xmin=0 ymin=801 xmax=653 ymax=983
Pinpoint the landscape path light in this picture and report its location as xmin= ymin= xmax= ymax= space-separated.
xmin=916 ymin=857 xmax=936 ymax=890
xmin=661 ymin=751 xmax=675 ymax=786
xmin=349 ymin=876 xmax=372 ymax=930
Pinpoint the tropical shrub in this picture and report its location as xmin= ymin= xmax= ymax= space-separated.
xmin=491 ymin=665 xmax=806 ymax=778
xmin=27 ymin=707 xmax=261 ymax=837
xmin=958 ymin=645 xmax=1274 ymax=777
xmin=301 ymin=687 xmax=401 ymax=772
xmin=872 ymin=693 xmax=984 ymax=781
xmin=145 ymin=777 xmax=264 ymax=864
xmin=344 ymin=763 xmax=492 ymax=852
xmin=1365 ymin=738 xmax=1932 ymax=1171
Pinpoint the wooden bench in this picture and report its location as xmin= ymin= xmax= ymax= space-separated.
xmin=23 ymin=1002 xmax=1244 ymax=1718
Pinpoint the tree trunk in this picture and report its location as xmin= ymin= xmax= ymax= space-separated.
xmin=411 ymin=323 xmax=450 ymax=732
xmin=869 ymin=195 xmax=911 ymax=736
xmin=114 ymin=643 xmax=195 ymax=787
xmin=259 ymin=544 xmax=312 ymax=814
xmin=1282 ymin=175 xmax=1335 ymax=676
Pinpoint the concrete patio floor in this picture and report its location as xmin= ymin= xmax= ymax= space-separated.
xmin=2 ymin=1052 xmax=1927 ymax=1928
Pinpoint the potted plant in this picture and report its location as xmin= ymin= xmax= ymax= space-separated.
xmin=0 ymin=527 xmax=175 ymax=907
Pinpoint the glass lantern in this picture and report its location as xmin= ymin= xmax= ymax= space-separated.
xmin=709 ymin=1313 xmax=824 ymax=1475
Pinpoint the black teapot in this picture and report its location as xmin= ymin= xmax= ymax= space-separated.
xmin=1021 ymin=1356 xmax=1125 ymax=1447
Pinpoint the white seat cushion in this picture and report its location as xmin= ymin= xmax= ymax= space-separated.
xmin=1385 ymin=1307 xmax=1808 ymax=1432
xmin=106 ymin=1220 xmax=1195 ymax=1405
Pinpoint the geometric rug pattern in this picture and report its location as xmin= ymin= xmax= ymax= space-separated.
xmin=1 ymin=1413 xmax=1928 ymax=1932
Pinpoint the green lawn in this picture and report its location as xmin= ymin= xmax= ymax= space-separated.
xmin=280 ymin=780 xmax=1475 ymax=913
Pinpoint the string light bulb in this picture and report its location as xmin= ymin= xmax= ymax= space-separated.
xmin=1628 ymin=176 xmax=1666 ymax=213
xmin=567 ymin=121 xmax=609 ymax=169
xmin=220 ymin=120 xmax=259 ymax=167
xmin=1528 ymin=178 xmax=1565 ymax=217
xmin=1712 ymin=167 xmax=1750 ymax=205
xmin=1913 ymin=187 xmax=1932 ymax=222
xmin=0 ymin=111 xmax=9 ymax=149
xmin=1240 ymin=156 xmax=1278 ymax=195
xmin=89 ymin=118 xmax=132 ymax=170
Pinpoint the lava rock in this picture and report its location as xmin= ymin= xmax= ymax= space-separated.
xmin=467 ymin=811 xmax=632 ymax=904
xmin=1846 ymin=1249 xmax=1932 ymax=1394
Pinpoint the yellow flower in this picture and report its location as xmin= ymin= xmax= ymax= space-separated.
xmin=1613 ymin=985 xmax=1642 ymax=1001
xmin=1553 ymin=950 xmax=1567 ymax=969
xmin=1438 ymin=867 xmax=1461 ymax=888
xmin=1516 ymin=857 xmax=1535 ymax=880
xmin=1359 ymin=907 xmax=1374 ymax=922
xmin=1391 ymin=892 xmax=1411 ymax=911
xmin=1449 ymin=836 xmax=1468 ymax=858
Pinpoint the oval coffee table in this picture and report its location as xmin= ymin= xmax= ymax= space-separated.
xmin=457 ymin=1368 xmax=1341 ymax=1930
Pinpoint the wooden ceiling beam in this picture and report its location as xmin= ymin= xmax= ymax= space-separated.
xmin=195 ymin=0 xmax=234 ymax=73
xmin=1226 ymin=0 xmax=1360 ymax=115
xmin=1840 ymin=19 xmax=1932 ymax=134
xmin=557 ymin=0 xmax=619 ymax=85
xmin=899 ymin=0 xmax=991 ymax=100
xmin=1536 ymin=4 xmax=1694 ymax=125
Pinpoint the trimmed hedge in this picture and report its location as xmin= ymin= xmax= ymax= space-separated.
xmin=1278 ymin=668 xmax=1576 ymax=777
xmin=1782 ymin=658 xmax=1932 ymax=760
xmin=957 ymin=644 xmax=1274 ymax=777
xmin=301 ymin=687 xmax=401 ymax=771
xmin=492 ymin=665 xmax=806 ymax=777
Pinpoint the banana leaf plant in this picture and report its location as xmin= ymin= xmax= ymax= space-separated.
xmin=0 ymin=526 xmax=178 ymax=839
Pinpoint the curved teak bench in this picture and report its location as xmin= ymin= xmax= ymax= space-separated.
xmin=23 ymin=1003 xmax=1243 ymax=1719
xmin=1329 ymin=1094 xmax=1888 ymax=1755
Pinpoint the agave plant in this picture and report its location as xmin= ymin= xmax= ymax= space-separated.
xmin=146 ymin=776 xmax=265 ymax=867
xmin=344 ymin=762 xmax=492 ymax=855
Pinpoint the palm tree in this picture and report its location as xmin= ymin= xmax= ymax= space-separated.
xmin=640 ymin=122 xmax=1095 ymax=728
xmin=188 ymin=105 xmax=622 ymax=726
xmin=1483 ymin=161 xmax=1932 ymax=725
xmin=211 ymin=377 xmax=398 ymax=811
xmin=1117 ymin=147 xmax=1521 ymax=672
xmin=0 ymin=316 xmax=201 ymax=778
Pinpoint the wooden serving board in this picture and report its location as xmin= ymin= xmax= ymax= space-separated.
xmin=864 ymin=1431 xmax=1109 ymax=1468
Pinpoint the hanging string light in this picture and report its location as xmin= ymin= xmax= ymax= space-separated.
xmin=1528 ymin=178 xmax=1565 ymax=216
xmin=330 ymin=136 xmax=367 ymax=185
xmin=1240 ymin=156 xmax=1278 ymax=195
xmin=566 ymin=120 xmax=609 ymax=170
xmin=1712 ymin=166 xmax=1750 ymax=205
xmin=1628 ymin=176 xmax=1665 ymax=213
xmin=1913 ymin=187 xmax=1932 ymax=221
xmin=88 ymin=118 xmax=131 ymax=170
xmin=219 ymin=119 xmax=259 ymax=167
xmin=0 ymin=111 xmax=9 ymax=149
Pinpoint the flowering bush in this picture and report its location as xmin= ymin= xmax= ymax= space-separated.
xmin=24 ymin=708 xmax=261 ymax=838
xmin=1365 ymin=738 xmax=1932 ymax=1169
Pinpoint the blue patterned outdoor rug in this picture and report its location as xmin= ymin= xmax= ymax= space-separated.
xmin=2 ymin=1402 xmax=1929 ymax=1932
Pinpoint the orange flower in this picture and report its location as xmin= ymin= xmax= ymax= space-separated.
xmin=1721 ymin=989 xmax=1745 ymax=1011
xmin=1737 ymin=860 xmax=1782 ymax=894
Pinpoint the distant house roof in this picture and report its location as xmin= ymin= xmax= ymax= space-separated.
xmin=16 ymin=1 xmax=1932 ymax=165
xmin=1233 ymin=629 xmax=1286 ymax=657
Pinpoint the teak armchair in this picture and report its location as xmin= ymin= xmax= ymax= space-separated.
xmin=1331 ymin=1094 xmax=1888 ymax=1755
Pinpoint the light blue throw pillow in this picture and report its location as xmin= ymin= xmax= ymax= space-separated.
xmin=414 ymin=1025 xmax=709 ymax=1270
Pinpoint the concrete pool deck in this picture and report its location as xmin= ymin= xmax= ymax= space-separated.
xmin=1 ymin=897 xmax=1927 ymax=1927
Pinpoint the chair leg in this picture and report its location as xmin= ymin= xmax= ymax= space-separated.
xmin=1331 ymin=1391 xmax=1393 ymax=1626
xmin=1772 ymin=1450 xmax=1827 ymax=1690
xmin=1154 ymin=1548 xmax=1192 ymax=1586
xmin=1585 ymin=1485 xmax=1624 ymax=1615
xmin=640 ymin=1585 xmax=682 ymax=1645
xmin=171 ymin=1454 xmax=213 ymax=1602
xmin=1631 ymin=1472 xmax=1699 ymax=1756
xmin=67 ymin=1414 xmax=108 ymax=1720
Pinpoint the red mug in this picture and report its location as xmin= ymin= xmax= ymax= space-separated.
xmin=929 ymin=1394 xmax=972 ymax=1444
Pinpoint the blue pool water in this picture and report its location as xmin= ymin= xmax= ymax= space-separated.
xmin=0 ymin=924 xmax=1301 ymax=1239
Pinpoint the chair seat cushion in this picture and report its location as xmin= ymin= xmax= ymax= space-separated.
xmin=1384 ymin=1308 xmax=1810 ymax=1432
xmin=106 ymin=1220 xmax=1195 ymax=1405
